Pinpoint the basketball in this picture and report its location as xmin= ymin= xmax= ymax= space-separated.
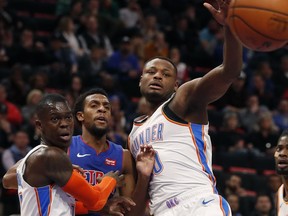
xmin=227 ymin=0 xmax=288 ymax=52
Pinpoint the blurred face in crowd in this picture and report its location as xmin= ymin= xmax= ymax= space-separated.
xmin=255 ymin=195 xmax=272 ymax=214
xmin=227 ymin=194 xmax=240 ymax=213
xmin=14 ymin=131 xmax=30 ymax=149
xmin=227 ymin=175 xmax=242 ymax=191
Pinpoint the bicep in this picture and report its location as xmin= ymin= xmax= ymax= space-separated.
xmin=174 ymin=67 xmax=233 ymax=108
xmin=44 ymin=148 xmax=73 ymax=187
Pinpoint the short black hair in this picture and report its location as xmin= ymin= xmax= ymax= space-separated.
xmin=280 ymin=129 xmax=288 ymax=138
xmin=35 ymin=94 xmax=68 ymax=119
xmin=73 ymin=88 xmax=108 ymax=125
xmin=144 ymin=56 xmax=178 ymax=75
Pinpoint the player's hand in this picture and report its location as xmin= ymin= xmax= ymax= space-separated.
xmin=100 ymin=171 xmax=125 ymax=187
xmin=203 ymin=0 xmax=231 ymax=25
xmin=72 ymin=164 xmax=85 ymax=177
xmin=100 ymin=196 xmax=136 ymax=216
xmin=136 ymin=145 xmax=155 ymax=177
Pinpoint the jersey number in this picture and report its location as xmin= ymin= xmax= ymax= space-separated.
xmin=153 ymin=151 xmax=163 ymax=174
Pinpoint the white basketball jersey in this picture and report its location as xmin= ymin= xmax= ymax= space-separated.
xmin=277 ymin=184 xmax=288 ymax=216
xmin=17 ymin=144 xmax=75 ymax=216
xmin=128 ymin=101 xmax=217 ymax=215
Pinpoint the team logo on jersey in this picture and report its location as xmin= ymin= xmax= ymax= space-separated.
xmin=202 ymin=198 xmax=214 ymax=205
xmin=105 ymin=158 xmax=116 ymax=166
xmin=77 ymin=153 xmax=91 ymax=157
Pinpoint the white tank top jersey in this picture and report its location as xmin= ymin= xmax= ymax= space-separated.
xmin=277 ymin=184 xmax=288 ymax=216
xmin=16 ymin=144 xmax=75 ymax=216
xmin=128 ymin=99 xmax=218 ymax=215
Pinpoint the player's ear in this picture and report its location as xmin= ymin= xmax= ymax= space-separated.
xmin=174 ymin=80 xmax=179 ymax=92
xmin=139 ymin=75 xmax=143 ymax=87
xmin=35 ymin=119 xmax=42 ymax=130
xmin=76 ymin=111 xmax=84 ymax=122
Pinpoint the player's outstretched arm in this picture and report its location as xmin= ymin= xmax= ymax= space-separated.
xmin=170 ymin=0 xmax=243 ymax=122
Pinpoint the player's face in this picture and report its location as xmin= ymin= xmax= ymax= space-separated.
xmin=81 ymin=94 xmax=111 ymax=137
xmin=140 ymin=58 xmax=178 ymax=103
xmin=274 ymin=135 xmax=288 ymax=175
xmin=38 ymin=102 xmax=74 ymax=150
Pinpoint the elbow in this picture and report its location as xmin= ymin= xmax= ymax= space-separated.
xmin=2 ymin=175 xmax=10 ymax=189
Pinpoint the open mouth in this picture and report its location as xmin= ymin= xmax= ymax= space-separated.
xmin=95 ymin=116 xmax=107 ymax=123
xmin=149 ymin=82 xmax=162 ymax=90
xmin=277 ymin=159 xmax=288 ymax=168
xmin=59 ymin=133 xmax=71 ymax=141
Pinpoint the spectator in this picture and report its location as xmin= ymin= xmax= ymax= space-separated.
xmin=143 ymin=0 xmax=172 ymax=31
xmin=246 ymin=111 xmax=280 ymax=155
xmin=21 ymin=89 xmax=43 ymax=124
xmin=225 ymin=174 xmax=248 ymax=198
xmin=249 ymin=194 xmax=274 ymax=216
xmin=1 ymin=64 xmax=30 ymax=106
xmin=78 ymin=14 xmax=113 ymax=57
xmin=214 ymin=111 xmax=246 ymax=153
xmin=0 ymin=102 xmax=13 ymax=150
xmin=169 ymin=47 xmax=190 ymax=85
xmin=1 ymin=130 xmax=31 ymax=215
xmin=214 ymin=71 xmax=248 ymax=112
xmin=56 ymin=16 xmax=85 ymax=58
xmin=64 ymin=74 xmax=83 ymax=108
xmin=144 ymin=31 xmax=169 ymax=61
xmin=22 ymin=112 xmax=41 ymax=148
xmin=106 ymin=36 xmax=141 ymax=98
xmin=119 ymin=0 xmax=143 ymax=36
xmin=273 ymin=54 xmax=288 ymax=97
xmin=273 ymin=98 xmax=288 ymax=132
xmin=239 ymin=94 xmax=269 ymax=133
xmin=226 ymin=194 xmax=243 ymax=216
xmin=0 ymin=84 xmax=22 ymax=126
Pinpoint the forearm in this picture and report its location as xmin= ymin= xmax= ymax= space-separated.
xmin=222 ymin=26 xmax=243 ymax=79
xmin=62 ymin=170 xmax=116 ymax=211
xmin=127 ymin=174 xmax=150 ymax=216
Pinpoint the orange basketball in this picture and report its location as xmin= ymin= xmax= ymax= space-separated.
xmin=227 ymin=0 xmax=288 ymax=52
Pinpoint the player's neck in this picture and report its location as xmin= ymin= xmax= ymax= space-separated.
xmin=283 ymin=176 xmax=288 ymax=202
xmin=81 ymin=132 xmax=108 ymax=153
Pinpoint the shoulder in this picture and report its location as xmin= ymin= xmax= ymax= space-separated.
xmin=133 ymin=115 xmax=149 ymax=124
xmin=33 ymin=147 xmax=70 ymax=165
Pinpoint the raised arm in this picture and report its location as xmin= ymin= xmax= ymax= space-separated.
xmin=170 ymin=0 xmax=243 ymax=123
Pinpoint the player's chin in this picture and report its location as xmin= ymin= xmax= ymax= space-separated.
xmin=276 ymin=167 xmax=288 ymax=175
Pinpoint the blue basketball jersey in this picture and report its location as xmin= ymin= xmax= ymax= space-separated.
xmin=68 ymin=135 xmax=124 ymax=215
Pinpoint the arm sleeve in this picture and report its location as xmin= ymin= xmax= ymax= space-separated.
xmin=62 ymin=170 xmax=116 ymax=211
xmin=75 ymin=201 xmax=88 ymax=215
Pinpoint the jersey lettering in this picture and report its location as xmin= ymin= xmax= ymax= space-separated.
xmin=84 ymin=170 xmax=104 ymax=185
xmin=131 ymin=123 xmax=164 ymax=156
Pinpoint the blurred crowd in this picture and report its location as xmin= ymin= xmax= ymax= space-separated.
xmin=0 ymin=0 xmax=287 ymax=215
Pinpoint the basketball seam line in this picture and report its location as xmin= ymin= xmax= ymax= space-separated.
xmin=231 ymin=15 xmax=286 ymax=41
xmin=229 ymin=6 xmax=288 ymax=16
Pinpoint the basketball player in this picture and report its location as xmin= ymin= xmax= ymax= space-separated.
xmin=128 ymin=0 xmax=243 ymax=215
xmin=3 ymin=90 xmax=155 ymax=216
xmin=70 ymin=88 xmax=155 ymax=216
xmin=2 ymin=94 xmax=135 ymax=216
xmin=275 ymin=129 xmax=288 ymax=216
